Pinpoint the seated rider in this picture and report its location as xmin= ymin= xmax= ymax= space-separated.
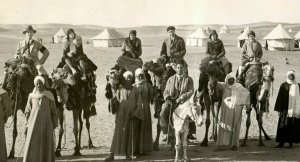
xmin=62 ymin=28 xmax=87 ymax=80
xmin=238 ymin=30 xmax=263 ymax=80
xmin=121 ymin=30 xmax=142 ymax=59
xmin=241 ymin=30 xmax=263 ymax=67
xmin=15 ymin=25 xmax=50 ymax=76
xmin=201 ymin=30 xmax=231 ymax=75
xmin=160 ymin=59 xmax=194 ymax=138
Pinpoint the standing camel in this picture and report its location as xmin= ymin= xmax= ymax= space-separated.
xmin=2 ymin=57 xmax=37 ymax=159
xmin=143 ymin=59 xmax=176 ymax=151
xmin=52 ymin=67 xmax=97 ymax=156
xmin=197 ymin=59 xmax=228 ymax=146
xmin=237 ymin=62 xmax=273 ymax=146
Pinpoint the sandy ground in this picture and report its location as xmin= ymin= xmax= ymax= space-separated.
xmin=1 ymin=28 xmax=300 ymax=161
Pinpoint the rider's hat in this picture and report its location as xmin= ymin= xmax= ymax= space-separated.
xmin=23 ymin=25 xmax=36 ymax=34
xmin=209 ymin=30 xmax=218 ymax=39
xmin=247 ymin=30 xmax=256 ymax=37
xmin=167 ymin=26 xmax=176 ymax=32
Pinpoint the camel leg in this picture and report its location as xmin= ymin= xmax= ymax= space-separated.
xmin=153 ymin=118 xmax=161 ymax=151
xmin=174 ymin=130 xmax=180 ymax=162
xmin=182 ymin=130 xmax=189 ymax=162
xmin=8 ymin=109 xmax=18 ymax=159
xmin=86 ymin=114 xmax=94 ymax=148
xmin=211 ymin=102 xmax=219 ymax=142
xmin=255 ymin=106 xmax=264 ymax=146
xmin=72 ymin=110 xmax=82 ymax=156
xmin=200 ymin=95 xmax=210 ymax=147
xmin=261 ymin=101 xmax=271 ymax=141
xmin=262 ymin=126 xmax=271 ymax=140
xmin=55 ymin=105 xmax=64 ymax=157
xmin=241 ymin=108 xmax=251 ymax=147
xmin=78 ymin=109 xmax=83 ymax=149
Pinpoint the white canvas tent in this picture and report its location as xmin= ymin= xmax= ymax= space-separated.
xmin=237 ymin=26 xmax=250 ymax=48
xmin=220 ymin=25 xmax=230 ymax=34
xmin=91 ymin=28 xmax=126 ymax=47
xmin=263 ymin=24 xmax=294 ymax=51
xmin=288 ymin=29 xmax=293 ymax=33
xmin=53 ymin=28 xmax=66 ymax=44
xmin=186 ymin=27 xmax=209 ymax=47
xmin=294 ymin=31 xmax=300 ymax=48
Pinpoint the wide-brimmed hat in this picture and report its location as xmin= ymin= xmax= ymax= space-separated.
xmin=209 ymin=30 xmax=218 ymax=39
xmin=23 ymin=25 xmax=36 ymax=34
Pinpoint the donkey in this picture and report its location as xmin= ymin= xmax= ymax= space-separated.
xmin=173 ymin=92 xmax=204 ymax=162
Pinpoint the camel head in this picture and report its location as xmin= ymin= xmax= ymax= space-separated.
xmin=262 ymin=64 xmax=274 ymax=82
xmin=51 ymin=68 xmax=75 ymax=104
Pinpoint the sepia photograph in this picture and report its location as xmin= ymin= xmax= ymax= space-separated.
xmin=0 ymin=0 xmax=300 ymax=161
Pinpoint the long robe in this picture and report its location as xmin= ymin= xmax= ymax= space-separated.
xmin=110 ymin=85 xmax=136 ymax=155
xmin=132 ymin=82 xmax=153 ymax=154
xmin=23 ymin=91 xmax=58 ymax=162
xmin=0 ymin=89 xmax=13 ymax=162
xmin=274 ymin=82 xmax=300 ymax=143
xmin=216 ymin=82 xmax=250 ymax=146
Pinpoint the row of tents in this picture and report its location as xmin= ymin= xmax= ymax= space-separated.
xmin=237 ymin=24 xmax=299 ymax=51
xmin=53 ymin=28 xmax=126 ymax=47
xmin=187 ymin=24 xmax=300 ymax=51
xmin=53 ymin=24 xmax=300 ymax=50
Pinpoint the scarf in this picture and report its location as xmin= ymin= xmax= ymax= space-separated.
xmin=223 ymin=73 xmax=246 ymax=109
xmin=29 ymin=88 xmax=55 ymax=103
xmin=287 ymin=71 xmax=300 ymax=117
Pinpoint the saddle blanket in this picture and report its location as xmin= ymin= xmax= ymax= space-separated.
xmin=117 ymin=55 xmax=143 ymax=74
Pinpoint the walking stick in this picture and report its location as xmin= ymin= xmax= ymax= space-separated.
xmin=131 ymin=119 xmax=134 ymax=161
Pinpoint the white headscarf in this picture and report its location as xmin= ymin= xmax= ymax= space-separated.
xmin=135 ymin=68 xmax=145 ymax=86
xmin=34 ymin=75 xmax=45 ymax=85
xmin=287 ymin=70 xmax=297 ymax=84
xmin=123 ymin=71 xmax=133 ymax=78
xmin=30 ymin=76 xmax=54 ymax=101
xmin=225 ymin=73 xmax=241 ymax=89
xmin=286 ymin=70 xmax=300 ymax=117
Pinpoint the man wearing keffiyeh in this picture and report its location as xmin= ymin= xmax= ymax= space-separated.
xmin=23 ymin=76 xmax=58 ymax=162
xmin=274 ymin=70 xmax=300 ymax=149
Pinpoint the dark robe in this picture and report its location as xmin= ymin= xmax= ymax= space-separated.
xmin=274 ymin=82 xmax=300 ymax=143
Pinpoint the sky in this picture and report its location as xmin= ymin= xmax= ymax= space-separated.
xmin=0 ymin=0 xmax=300 ymax=27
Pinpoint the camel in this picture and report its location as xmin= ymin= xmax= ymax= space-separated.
xmin=237 ymin=62 xmax=274 ymax=146
xmin=2 ymin=57 xmax=37 ymax=159
xmin=143 ymin=59 xmax=176 ymax=151
xmin=197 ymin=59 xmax=228 ymax=146
xmin=52 ymin=66 xmax=97 ymax=156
